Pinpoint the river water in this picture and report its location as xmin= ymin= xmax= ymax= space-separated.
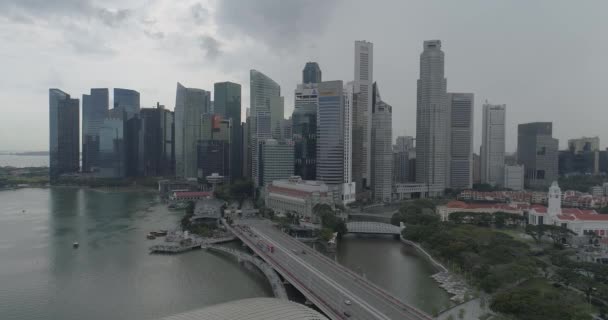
xmin=0 ymin=155 xmax=49 ymax=168
xmin=0 ymin=188 xmax=450 ymax=319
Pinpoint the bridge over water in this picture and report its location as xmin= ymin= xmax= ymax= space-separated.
xmin=345 ymin=221 xmax=404 ymax=235
xmin=226 ymin=219 xmax=433 ymax=320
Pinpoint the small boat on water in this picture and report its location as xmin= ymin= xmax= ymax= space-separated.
xmin=73 ymin=242 xmax=79 ymax=248
xmin=147 ymin=233 xmax=156 ymax=240
xmin=150 ymin=230 xmax=168 ymax=237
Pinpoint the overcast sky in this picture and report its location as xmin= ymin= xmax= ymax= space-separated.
xmin=1 ymin=0 xmax=607 ymax=152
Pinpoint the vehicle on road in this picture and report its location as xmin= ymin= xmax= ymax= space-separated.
xmin=344 ymin=299 xmax=352 ymax=306
xmin=343 ymin=311 xmax=352 ymax=317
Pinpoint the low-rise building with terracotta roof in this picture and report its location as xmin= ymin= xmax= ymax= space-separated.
xmin=263 ymin=176 xmax=334 ymax=221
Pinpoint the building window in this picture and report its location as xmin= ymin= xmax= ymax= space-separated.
xmin=538 ymin=216 xmax=544 ymax=225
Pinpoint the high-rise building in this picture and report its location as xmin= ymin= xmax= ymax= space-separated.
xmin=270 ymin=96 xmax=285 ymax=139
xmin=395 ymin=136 xmax=414 ymax=152
xmin=250 ymin=70 xmax=281 ymax=188
xmin=370 ymin=83 xmax=393 ymax=202
xmin=394 ymin=136 xmax=414 ymax=184
xmin=317 ymin=80 xmax=346 ymax=185
xmin=481 ymin=103 xmax=506 ymax=186
xmin=98 ymin=117 xmax=125 ymax=177
xmin=113 ymin=88 xmax=140 ymax=119
xmin=82 ymin=88 xmax=109 ymax=172
xmin=49 ymin=89 xmax=80 ymax=181
xmin=517 ymin=122 xmax=559 ymax=188
xmin=174 ymin=82 xmax=211 ymax=178
xmin=258 ymin=139 xmax=294 ymax=187
xmin=448 ymin=93 xmax=474 ymax=189
xmin=352 ymin=40 xmax=373 ymax=194
xmin=139 ymin=103 xmax=174 ymax=176
xmin=302 ymin=62 xmax=322 ymax=84
xmin=198 ymin=115 xmax=231 ymax=183
xmin=504 ymin=165 xmax=524 ymax=191
xmin=243 ymin=116 xmax=251 ymax=179
xmin=416 ymin=40 xmax=448 ymax=188
xmin=214 ymin=82 xmax=242 ymax=181
xmin=472 ymin=153 xmax=481 ymax=184
xmin=568 ymin=136 xmax=600 ymax=153
xmin=292 ymin=103 xmax=317 ymax=180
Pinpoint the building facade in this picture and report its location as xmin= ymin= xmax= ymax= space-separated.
xmin=49 ymin=89 xmax=80 ymax=181
xmin=214 ymin=82 xmax=242 ymax=181
xmin=174 ymin=82 xmax=211 ymax=178
xmin=98 ymin=118 xmax=125 ymax=177
xmin=504 ymin=164 xmax=524 ymax=191
xmin=568 ymin=136 xmax=600 ymax=153
xmin=517 ymin=122 xmax=559 ymax=188
xmin=139 ymin=103 xmax=174 ymax=176
xmin=352 ymin=40 xmax=373 ymax=194
xmin=263 ymin=177 xmax=334 ymax=220
xmin=302 ymin=62 xmax=322 ymax=84
xmin=448 ymin=92 xmax=474 ymax=189
xmin=481 ymin=103 xmax=506 ymax=186
xmin=292 ymin=103 xmax=317 ymax=180
xmin=250 ymin=70 xmax=281 ymax=188
xmin=416 ymin=40 xmax=449 ymax=188
xmin=82 ymin=88 xmax=109 ymax=172
xmin=370 ymin=83 xmax=393 ymax=202
xmin=316 ymin=81 xmax=346 ymax=186
xmin=113 ymin=88 xmax=140 ymax=119
xmin=258 ymin=139 xmax=294 ymax=187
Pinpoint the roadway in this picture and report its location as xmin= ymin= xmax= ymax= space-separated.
xmin=229 ymin=219 xmax=433 ymax=320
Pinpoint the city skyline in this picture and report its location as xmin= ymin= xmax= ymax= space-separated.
xmin=2 ymin=1 xmax=608 ymax=153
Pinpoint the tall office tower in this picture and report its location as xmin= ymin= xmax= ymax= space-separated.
xmin=243 ymin=117 xmax=251 ymax=179
xmin=113 ymin=88 xmax=140 ymax=119
xmin=517 ymin=122 xmax=559 ymax=188
xmin=280 ymin=118 xmax=292 ymax=140
xmin=250 ymin=70 xmax=281 ymax=188
xmin=198 ymin=115 xmax=231 ymax=183
xmin=214 ymin=82 xmax=242 ymax=181
xmin=352 ymin=40 xmax=374 ymax=194
xmin=174 ymin=82 xmax=211 ymax=178
xmin=393 ymin=151 xmax=409 ymax=183
xmin=293 ymin=82 xmax=319 ymax=180
xmin=49 ymin=89 xmax=80 ymax=181
xmin=481 ymin=103 xmax=506 ymax=186
xmin=370 ymin=83 xmax=393 ymax=202
xmin=139 ymin=103 xmax=175 ymax=177
xmin=343 ymin=82 xmax=353 ymax=190
xmin=258 ymin=139 xmax=294 ymax=187
xmin=270 ymin=96 xmax=285 ymax=139
xmin=415 ymin=40 xmax=448 ymax=188
xmin=292 ymin=104 xmax=317 ymax=180
xmin=302 ymin=62 xmax=322 ymax=84
xmin=98 ymin=118 xmax=125 ymax=177
xmin=395 ymin=136 xmax=414 ymax=152
xmin=472 ymin=153 xmax=481 ymax=184
xmin=316 ymin=80 xmax=355 ymax=204
xmin=448 ymin=93 xmax=474 ymax=189
xmin=82 ymin=88 xmax=109 ymax=172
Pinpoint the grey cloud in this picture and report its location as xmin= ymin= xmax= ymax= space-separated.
xmin=190 ymin=3 xmax=209 ymax=25
xmin=199 ymin=35 xmax=221 ymax=59
xmin=144 ymin=29 xmax=165 ymax=40
xmin=0 ymin=0 xmax=132 ymax=27
xmin=215 ymin=0 xmax=340 ymax=49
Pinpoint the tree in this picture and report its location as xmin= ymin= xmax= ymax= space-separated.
xmin=525 ymin=224 xmax=545 ymax=244
xmin=544 ymin=225 xmax=576 ymax=246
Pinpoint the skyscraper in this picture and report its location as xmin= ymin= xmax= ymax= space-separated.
xmin=370 ymin=83 xmax=393 ymax=202
xmin=416 ymin=40 xmax=448 ymax=188
xmin=49 ymin=89 xmax=80 ymax=181
xmin=250 ymin=70 xmax=281 ymax=188
xmin=517 ymin=122 xmax=559 ymax=188
xmin=98 ymin=117 xmax=125 ymax=177
xmin=258 ymin=139 xmax=294 ymax=187
xmin=481 ymin=103 xmax=506 ymax=186
xmin=214 ymin=82 xmax=242 ymax=181
xmin=448 ymin=93 xmax=474 ymax=189
xmin=393 ymin=136 xmax=414 ymax=183
xmin=174 ymin=82 xmax=211 ymax=178
xmin=317 ymin=80 xmax=346 ymax=185
xmin=302 ymin=62 xmax=322 ymax=84
xmin=140 ymin=103 xmax=174 ymax=176
xmin=113 ymin=88 xmax=140 ymax=119
xmin=292 ymin=103 xmax=317 ymax=180
xmin=269 ymin=96 xmax=285 ymax=139
xmin=82 ymin=88 xmax=109 ymax=172
xmin=198 ymin=115 xmax=231 ymax=183
xmin=352 ymin=40 xmax=374 ymax=194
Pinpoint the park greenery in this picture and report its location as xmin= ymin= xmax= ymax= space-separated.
xmin=559 ymin=175 xmax=608 ymax=193
xmin=214 ymin=179 xmax=253 ymax=204
xmin=314 ymin=203 xmax=347 ymax=241
xmin=391 ymin=199 xmax=601 ymax=320
xmin=0 ymin=166 xmax=49 ymax=187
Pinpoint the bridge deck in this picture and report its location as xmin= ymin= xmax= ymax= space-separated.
xmin=229 ymin=219 xmax=433 ymax=320
xmin=345 ymin=221 xmax=402 ymax=235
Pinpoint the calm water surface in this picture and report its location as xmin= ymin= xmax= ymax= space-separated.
xmin=0 ymin=188 xmax=450 ymax=319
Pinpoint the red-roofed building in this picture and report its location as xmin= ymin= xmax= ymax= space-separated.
xmin=528 ymin=182 xmax=608 ymax=236
xmin=438 ymin=200 xmax=530 ymax=221
xmin=170 ymin=191 xmax=213 ymax=201
xmin=263 ymin=177 xmax=334 ymax=221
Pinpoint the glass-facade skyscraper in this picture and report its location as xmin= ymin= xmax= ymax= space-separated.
xmin=517 ymin=122 xmax=559 ymax=188
xmin=214 ymin=81 xmax=242 ymax=181
xmin=174 ymin=82 xmax=211 ymax=178
xmin=113 ymin=88 xmax=140 ymax=119
xmin=370 ymin=83 xmax=393 ymax=203
xmin=448 ymin=92 xmax=474 ymax=189
xmin=302 ymin=62 xmax=322 ymax=84
xmin=292 ymin=103 xmax=317 ymax=180
xmin=140 ymin=103 xmax=174 ymax=177
xmin=82 ymin=88 xmax=109 ymax=172
xmin=49 ymin=89 xmax=80 ymax=181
